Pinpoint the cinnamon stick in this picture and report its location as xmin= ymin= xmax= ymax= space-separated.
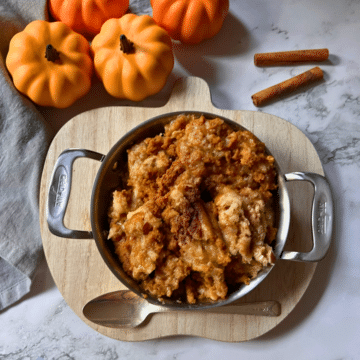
xmin=251 ymin=66 xmax=323 ymax=107
xmin=254 ymin=49 xmax=329 ymax=67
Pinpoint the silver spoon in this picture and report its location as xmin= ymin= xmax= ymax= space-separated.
xmin=83 ymin=290 xmax=281 ymax=328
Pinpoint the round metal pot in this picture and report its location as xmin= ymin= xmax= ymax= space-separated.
xmin=46 ymin=111 xmax=333 ymax=310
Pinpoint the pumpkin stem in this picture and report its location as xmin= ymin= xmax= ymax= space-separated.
xmin=45 ymin=44 xmax=60 ymax=62
xmin=120 ymin=34 xmax=134 ymax=54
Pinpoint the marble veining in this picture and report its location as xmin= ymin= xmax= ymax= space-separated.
xmin=270 ymin=25 xmax=289 ymax=40
xmin=1 ymin=0 xmax=360 ymax=359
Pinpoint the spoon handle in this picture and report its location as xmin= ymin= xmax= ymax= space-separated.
xmin=152 ymin=301 xmax=281 ymax=317
xmin=203 ymin=301 xmax=281 ymax=317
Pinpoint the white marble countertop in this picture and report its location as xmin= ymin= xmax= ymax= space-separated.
xmin=1 ymin=0 xmax=360 ymax=358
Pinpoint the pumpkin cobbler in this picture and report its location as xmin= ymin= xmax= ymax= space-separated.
xmin=108 ymin=114 xmax=278 ymax=304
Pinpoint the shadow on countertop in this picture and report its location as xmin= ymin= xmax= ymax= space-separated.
xmin=255 ymin=164 xmax=339 ymax=342
xmin=0 ymin=251 xmax=56 ymax=315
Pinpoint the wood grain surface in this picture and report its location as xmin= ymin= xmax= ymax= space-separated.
xmin=39 ymin=77 xmax=324 ymax=342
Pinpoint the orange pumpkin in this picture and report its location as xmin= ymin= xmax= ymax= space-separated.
xmin=91 ymin=14 xmax=174 ymax=101
xmin=48 ymin=0 xmax=129 ymax=37
xmin=6 ymin=20 xmax=93 ymax=108
xmin=151 ymin=0 xmax=229 ymax=44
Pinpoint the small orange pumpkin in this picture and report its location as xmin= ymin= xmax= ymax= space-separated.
xmin=91 ymin=14 xmax=174 ymax=101
xmin=6 ymin=20 xmax=93 ymax=108
xmin=151 ymin=0 xmax=229 ymax=44
xmin=48 ymin=0 xmax=129 ymax=37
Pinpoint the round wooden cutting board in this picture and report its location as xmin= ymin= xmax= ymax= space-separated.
xmin=39 ymin=77 xmax=323 ymax=342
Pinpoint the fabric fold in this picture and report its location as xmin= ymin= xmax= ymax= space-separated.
xmin=0 ymin=0 xmax=53 ymax=311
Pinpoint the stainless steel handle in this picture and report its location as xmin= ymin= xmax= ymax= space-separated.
xmin=281 ymin=172 xmax=333 ymax=262
xmin=46 ymin=149 xmax=105 ymax=239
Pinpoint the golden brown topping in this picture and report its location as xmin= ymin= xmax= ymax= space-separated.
xmin=108 ymin=114 xmax=278 ymax=303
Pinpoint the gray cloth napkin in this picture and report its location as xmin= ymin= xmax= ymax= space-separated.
xmin=0 ymin=0 xmax=53 ymax=310
xmin=0 ymin=0 xmax=152 ymax=311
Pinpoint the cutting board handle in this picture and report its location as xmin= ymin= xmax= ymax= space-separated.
xmin=46 ymin=149 xmax=105 ymax=239
xmin=164 ymin=77 xmax=214 ymax=110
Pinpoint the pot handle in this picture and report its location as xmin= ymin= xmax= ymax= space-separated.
xmin=46 ymin=149 xmax=105 ymax=239
xmin=281 ymin=172 xmax=333 ymax=262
